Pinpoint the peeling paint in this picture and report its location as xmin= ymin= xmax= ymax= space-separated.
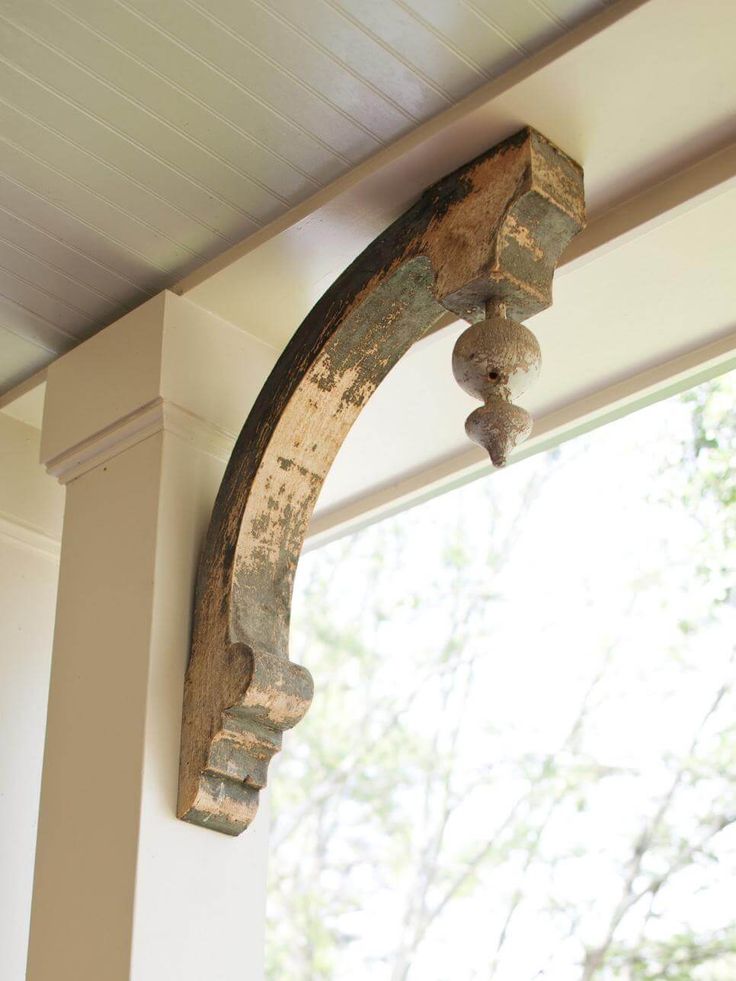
xmin=177 ymin=127 xmax=585 ymax=836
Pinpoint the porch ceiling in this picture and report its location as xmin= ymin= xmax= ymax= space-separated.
xmin=2 ymin=0 xmax=736 ymax=542
xmin=0 ymin=0 xmax=611 ymax=393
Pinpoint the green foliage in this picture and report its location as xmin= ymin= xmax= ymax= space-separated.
xmin=267 ymin=371 xmax=736 ymax=980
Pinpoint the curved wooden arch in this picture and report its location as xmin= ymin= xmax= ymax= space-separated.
xmin=178 ymin=127 xmax=585 ymax=835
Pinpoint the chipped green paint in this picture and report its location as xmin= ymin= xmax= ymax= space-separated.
xmin=178 ymin=128 xmax=585 ymax=835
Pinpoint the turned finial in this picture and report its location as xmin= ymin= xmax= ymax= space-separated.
xmin=452 ymin=300 xmax=541 ymax=467
xmin=179 ymin=128 xmax=584 ymax=835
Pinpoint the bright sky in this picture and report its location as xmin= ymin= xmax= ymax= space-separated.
xmin=269 ymin=371 xmax=736 ymax=981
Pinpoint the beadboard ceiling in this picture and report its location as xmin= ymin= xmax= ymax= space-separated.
xmin=0 ymin=0 xmax=613 ymax=393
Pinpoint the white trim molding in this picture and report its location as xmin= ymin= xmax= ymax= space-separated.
xmin=44 ymin=398 xmax=237 ymax=485
xmin=0 ymin=512 xmax=61 ymax=560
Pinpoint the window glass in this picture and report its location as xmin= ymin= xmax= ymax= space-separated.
xmin=267 ymin=371 xmax=736 ymax=981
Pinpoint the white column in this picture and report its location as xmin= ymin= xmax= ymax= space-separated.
xmin=27 ymin=291 xmax=279 ymax=981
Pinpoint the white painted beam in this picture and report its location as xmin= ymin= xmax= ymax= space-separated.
xmin=177 ymin=0 xmax=736 ymax=352
xmin=306 ymin=326 xmax=736 ymax=550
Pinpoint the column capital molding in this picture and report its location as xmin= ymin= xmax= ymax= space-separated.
xmin=27 ymin=289 xmax=274 ymax=978
xmin=43 ymin=397 xmax=237 ymax=484
xmin=39 ymin=290 xmax=278 ymax=484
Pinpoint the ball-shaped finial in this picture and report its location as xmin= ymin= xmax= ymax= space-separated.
xmin=452 ymin=314 xmax=541 ymax=403
xmin=452 ymin=306 xmax=541 ymax=467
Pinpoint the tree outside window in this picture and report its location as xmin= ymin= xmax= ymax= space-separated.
xmin=267 ymin=371 xmax=736 ymax=981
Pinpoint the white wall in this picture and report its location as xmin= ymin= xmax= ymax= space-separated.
xmin=0 ymin=412 xmax=63 ymax=980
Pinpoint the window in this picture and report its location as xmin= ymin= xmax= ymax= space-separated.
xmin=267 ymin=371 xmax=736 ymax=981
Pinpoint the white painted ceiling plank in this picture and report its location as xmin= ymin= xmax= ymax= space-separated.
xmin=0 ymin=137 xmax=206 ymax=272
xmin=0 ymin=12 xmax=289 ymax=223
xmin=116 ymin=0 xmax=376 ymax=169
xmin=4 ymin=0 xmax=322 ymax=201
xmin=0 ymin=266 xmax=97 ymax=335
xmin=0 ymin=100 xmax=228 ymax=262
xmin=0 ymin=59 xmax=258 ymax=240
xmin=56 ymin=0 xmax=347 ymax=184
xmin=263 ymin=0 xmax=450 ymax=121
xmin=0 ymin=175 xmax=163 ymax=289
xmin=336 ymin=0 xmax=489 ymax=99
xmin=470 ymin=0 xmax=563 ymax=41
xmin=402 ymin=0 xmax=541 ymax=70
xmin=185 ymin=0 xmax=392 ymax=153
xmin=0 ymin=240 xmax=126 ymax=320
xmin=0 ymin=206 xmax=151 ymax=306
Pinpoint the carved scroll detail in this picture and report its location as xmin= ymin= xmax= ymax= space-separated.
xmin=178 ymin=127 xmax=585 ymax=835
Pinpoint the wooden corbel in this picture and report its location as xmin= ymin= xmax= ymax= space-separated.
xmin=178 ymin=127 xmax=585 ymax=835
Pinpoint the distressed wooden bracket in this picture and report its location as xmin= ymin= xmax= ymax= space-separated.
xmin=452 ymin=299 xmax=543 ymax=466
xmin=178 ymin=127 xmax=585 ymax=835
